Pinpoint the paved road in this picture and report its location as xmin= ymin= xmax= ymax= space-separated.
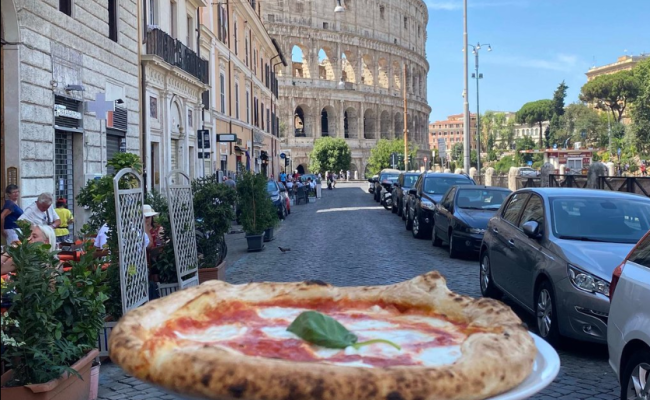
xmin=99 ymin=182 xmax=620 ymax=400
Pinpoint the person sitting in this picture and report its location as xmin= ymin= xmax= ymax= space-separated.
xmin=1 ymin=224 xmax=57 ymax=275
xmin=19 ymin=193 xmax=60 ymax=230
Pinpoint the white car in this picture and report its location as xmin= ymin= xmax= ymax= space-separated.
xmin=608 ymin=231 xmax=650 ymax=400
xmin=518 ymin=167 xmax=538 ymax=177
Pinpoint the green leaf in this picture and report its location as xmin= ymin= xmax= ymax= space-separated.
xmin=287 ymin=311 xmax=357 ymax=349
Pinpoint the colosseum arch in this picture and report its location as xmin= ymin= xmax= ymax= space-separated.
xmin=361 ymin=55 xmax=374 ymax=86
xmin=294 ymin=105 xmax=311 ymax=137
xmin=392 ymin=61 xmax=402 ymax=89
xmin=394 ymin=112 xmax=403 ymax=139
xmin=341 ymin=51 xmax=356 ymax=83
xmin=344 ymin=107 xmax=358 ymax=139
xmin=378 ymin=58 xmax=389 ymax=89
xmin=291 ymin=44 xmax=310 ymax=78
xmin=380 ymin=111 xmax=391 ymax=139
xmin=320 ymin=105 xmax=336 ymax=137
xmin=318 ymin=48 xmax=335 ymax=81
xmin=363 ymin=108 xmax=377 ymax=139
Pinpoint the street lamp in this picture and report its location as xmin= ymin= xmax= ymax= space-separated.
xmin=470 ymin=42 xmax=491 ymax=174
xmin=334 ymin=0 xmax=345 ymax=13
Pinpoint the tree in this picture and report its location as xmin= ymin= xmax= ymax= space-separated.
xmin=504 ymin=118 xmax=516 ymax=150
xmin=631 ymin=58 xmax=650 ymax=154
xmin=366 ymin=139 xmax=418 ymax=175
xmin=515 ymin=136 xmax=537 ymax=164
xmin=308 ymin=137 xmax=351 ymax=174
xmin=515 ymin=99 xmax=554 ymax=148
xmin=579 ymin=70 xmax=641 ymax=122
xmin=557 ymin=103 xmax=606 ymax=148
xmin=481 ymin=111 xmax=495 ymax=153
xmin=549 ymin=81 xmax=568 ymax=147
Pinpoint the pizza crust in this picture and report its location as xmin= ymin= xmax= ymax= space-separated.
xmin=110 ymin=271 xmax=536 ymax=400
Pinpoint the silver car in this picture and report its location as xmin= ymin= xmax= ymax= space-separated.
xmin=608 ymin=231 xmax=650 ymax=400
xmin=480 ymin=188 xmax=650 ymax=344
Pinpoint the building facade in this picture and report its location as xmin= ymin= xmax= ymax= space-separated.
xmin=1 ymin=0 xmax=140 ymax=230
xmin=262 ymin=0 xmax=431 ymax=177
xmin=586 ymin=54 xmax=649 ymax=81
xmin=429 ymin=113 xmax=478 ymax=154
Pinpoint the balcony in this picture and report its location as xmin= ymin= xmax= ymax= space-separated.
xmin=146 ymin=28 xmax=209 ymax=84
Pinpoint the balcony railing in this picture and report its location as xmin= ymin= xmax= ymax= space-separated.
xmin=146 ymin=28 xmax=209 ymax=84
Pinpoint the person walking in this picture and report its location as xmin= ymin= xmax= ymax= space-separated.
xmin=54 ymin=198 xmax=74 ymax=243
xmin=19 ymin=193 xmax=60 ymax=229
xmin=280 ymin=171 xmax=287 ymax=183
xmin=223 ymin=176 xmax=236 ymax=189
xmin=641 ymin=163 xmax=647 ymax=177
xmin=1 ymin=185 xmax=23 ymax=244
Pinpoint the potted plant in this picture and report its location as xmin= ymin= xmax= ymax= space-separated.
xmin=237 ymin=172 xmax=278 ymax=252
xmin=192 ymin=174 xmax=236 ymax=282
xmin=1 ymin=224 xmax=108 ymax=400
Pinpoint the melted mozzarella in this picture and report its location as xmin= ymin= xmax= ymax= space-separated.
xmin=355 ymin=329 xmax=433 ymax=345
xmin=341 ymin=319 xmax=397 ymax=331
xmin=415 ymin=346 xmax=462 ymax=366
xmin=257 ymin=307 xmax=305 ymax=321
xmin=260 ymin=326 xmax=299 ymax=340
xmin=324 ymin=360 xmax=375 ymax=368
xmin=175 ymin=325 xmax=247 ymax=342
xmin=400 ymin=315 xmax=456 ymax=329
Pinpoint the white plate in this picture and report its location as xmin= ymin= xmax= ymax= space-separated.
xmin=487 ymin=332 xmax=561 ymax=400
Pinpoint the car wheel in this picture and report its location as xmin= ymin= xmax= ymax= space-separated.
xmin=536 ymin=281 xmax=560 ymax=345
xmin=620 ymin=348 xmax=650 ymax=400
xmin=401 ymin=201 xmax=408 ymax=220
xmin=448 ymin=230 xmax=460 ymax=258
xmin=432 ymin=225 xmax=442 ymax=247
xmin=479 ymin=252 xmax=502 ymax=298
xmin=405 ymin=208 xmax=413 ymax=231
xmin=412 ymin=212 xmax=424 ymax=239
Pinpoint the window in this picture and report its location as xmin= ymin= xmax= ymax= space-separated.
xmin=323 ymin=22 xmax=329 ymax=29
xmin=149 ymin=96 xmax=158 ymax=118
xmin=246 ymin=91 xmax=250 ymax=124
xmin=218 ymin=5 xmax=228 ymax=44
xmin=266 ymin=108 xmax=270 ymax=133
xmin=108 ymin=0 xmax=118 ymax=42
xmin=261 ymin=102 xmax=265 ymax=130
xmin=379 ymin=5 xmax=385 ymax=19
xmin=404 ymin=16 xmax=408 ymax=29
xmin=60 ymin=0 xmax=72 ymax=16
xmin=245 ymin=38 xmax=250 ymax=66
xmin=187 ymin=15 xmax=193 ymax=49
xmin=170 ymin=1 xmax=177 ymax=37
xmin=518 ymin=195 xmax=544 ymax=230
xmin=188 ymin=109 xmax=193 ymax=127
xmin=234 ymin=22 xmax=239 ymax=55
xmin=235 ymin=82 xmax=240 ymax=119
xmin=628 ymin=234 xmax=650 ymax=268
xmin=220 ymin=73 xmax=226 ymax=113
xmin=502 ymin=193 xmax=530 ymax=226
xmin=148 ymin=0 xmax=156 ymax=24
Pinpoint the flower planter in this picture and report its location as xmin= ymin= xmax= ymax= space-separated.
xmin=198 ymin=260 xmax=226 ymax=283
xmin=246 ymin=234 xmax=265 ymax=252
xmin=263 ymin=227 xmax=275 ymax=242
xmin=88 ymin=362 xmax=100 ymax=400
xmin=0 ymin=349 xmax=98 ymax=400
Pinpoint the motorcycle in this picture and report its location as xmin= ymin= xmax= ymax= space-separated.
xmin=380 ymin=181 xmax=394 ymax=210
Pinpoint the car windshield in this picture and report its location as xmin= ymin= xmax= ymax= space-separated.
xmin=267 ymin=181 xmax=278 ymax=192
xmin=380 ymin=174 xmax=399 ymax=183
xmin=456 ymin=189 xmax=509 ymax=210
xmin=551 ymin=197 xmax=650 ymax=244
xmin=403 ymin=175 xmax=419 ymax=188
xmin=424 ymin=177 xmax=473 ymax=194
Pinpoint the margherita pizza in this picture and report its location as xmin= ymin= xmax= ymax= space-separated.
xmin=110 ymin=272 xmax=536 ymax=400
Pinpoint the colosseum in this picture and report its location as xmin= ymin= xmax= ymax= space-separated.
xmin=263 ymin=0 xmax=431 ymax=177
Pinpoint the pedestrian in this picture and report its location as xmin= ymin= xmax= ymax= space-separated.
xmin=1 ymin=184 xmax=23 ymax=244
xmin=641 ymin=163 xmax=647 ymax=177
xmin=332 ymin=173 xmax=337 ymax=189
xmin=308 ymin=178 xmax=316 ymax=198
xmin=346 ymin=170 xmax=350 ymax=181
xmin=280 ymin=171 xmax=287 ymax=183
xmin=19 ymin=193 xmax=60 ymax=230
xmin=54 ymin=198 xmax=74 ymax=243
xmin=223 ymin=176 xmax=236 ymax=189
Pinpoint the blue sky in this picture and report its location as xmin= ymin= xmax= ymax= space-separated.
xmin=426 ymin=0 xmax=650 ymax=122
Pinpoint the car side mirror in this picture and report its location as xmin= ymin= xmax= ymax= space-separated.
xmin=522 ymin=221 xmax=542 ymax=239
xmin=280 ymin=187 xmax=286 ymax=192
xmin=408 ymin=188 xmax=417 ymax=196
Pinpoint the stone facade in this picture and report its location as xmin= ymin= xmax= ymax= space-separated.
xmin=1 ymin=0 xmax=140 ymax=232
xmin=262 ymin=0 xmax=431 ymax=177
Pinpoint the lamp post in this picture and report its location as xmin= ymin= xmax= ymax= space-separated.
xmin=462 ymin=0 xmax=470 ymax=173
xmin=470 ymin=42 xmax=491 ymax=174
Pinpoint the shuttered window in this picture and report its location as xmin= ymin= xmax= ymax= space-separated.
xmin=55 ymin=131 xmax=74 ymax=215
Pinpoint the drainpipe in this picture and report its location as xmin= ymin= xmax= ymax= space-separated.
xmin=140 ymin=0 xmax=148 ymax=194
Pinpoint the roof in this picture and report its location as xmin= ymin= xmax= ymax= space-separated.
xmin=455 ymin=185 xmax=510 ymax=191
xmin=380 ymin=169 xmax=402 ymax=174
xmin=422 ymin=172 xmax=473 ymax=178
xmin=521 ymin=188 xmax=650 ymax=200
xmin=400 ymin=172 xmax=422 ymax=176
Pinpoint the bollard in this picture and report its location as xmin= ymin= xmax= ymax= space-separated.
xmin=485 ymin=167 xmax=495 ymax=186
xmin=508 ymin=167 xmax=520 ymax=191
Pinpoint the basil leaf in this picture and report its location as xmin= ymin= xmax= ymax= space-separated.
xmin=287 ymin=311 xmax=358 ymax=349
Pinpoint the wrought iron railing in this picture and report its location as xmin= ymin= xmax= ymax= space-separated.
xmin=599 ymin=177 xmax=650 ymax=196
xmin=146 ymin=28 xmax=209 ymax=84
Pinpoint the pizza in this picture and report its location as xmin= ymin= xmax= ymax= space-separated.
xmin=109 ymin=272 xmax=536 ymax=400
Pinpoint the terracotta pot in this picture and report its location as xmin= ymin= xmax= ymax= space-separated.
xmin=198 ymin=260 xmax=226 ymax=283
xmin=1 ymin=349 xmax=99 ymax=400
xmin=88 ymin=363 xmax=100 ymax=400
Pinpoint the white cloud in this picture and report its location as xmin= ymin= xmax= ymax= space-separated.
xmin=425 ymin=0 xmax=528 ymax=10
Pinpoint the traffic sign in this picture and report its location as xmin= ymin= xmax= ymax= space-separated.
xmin=217 ymin=134 xmax=237 ymax=142
xmin=280 ymin=153 xmax=286 ymax=159
xmin=197 ymin=129 xmax=210 ymax=149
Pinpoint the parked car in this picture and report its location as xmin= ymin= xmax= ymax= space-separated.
xmin=405 ymin=172 xmax=476 ymax=238
xmin=608 ymin=231 xmax=650 ymax=400
xmin=519 ymin=167 xmax=539 ymax=177
xmin=432 ymin=185 xmax=511 ymax=258
xmin=368 ymin=175 xmax=379 ymax=194
xmin=371 ymin=169 xmax=400 ymax=202
xmin=277 ymin=182 xmax=291 ymax=215
xmin=394 ymin=172 xmax=421 ymax=218
xmin=480 ymin=188 xmax=650 ymax=344
xmin=267 ymin=180 xmax=287 ymax=220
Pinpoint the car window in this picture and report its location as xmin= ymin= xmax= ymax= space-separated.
xmin=423 ymin=176 xmax=473 ymax=194
xmin=518 ymin=195 xmax=544 ymax=230
xmin=403 ymin=175 xmax=419 ymax=188
xmin=456 ymin=188 xmax=510 ymax=210
xmin=266 ymin=181 xmax=278 ymax=192
xmin=501 ymin=193 xmax=530 ymax=226
xmin=441 ymin=188 xmax=456 ymax=209
xmin=628 ymin=234 xmax=650 ymax=268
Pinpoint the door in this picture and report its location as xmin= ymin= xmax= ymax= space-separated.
xmin=490 ymin=192 xmax=530 ymax=293
xmin=511 ymin=194 xmax=546 ymax=304
xmin=55 ymin=131 xmax=74 ymax=216
xmin=436 ymin=188 xmax=456 ymax=241
xmin=106 ymin=133 xmax=124 ymax=175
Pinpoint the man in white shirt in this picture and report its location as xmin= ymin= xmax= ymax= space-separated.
xmin=19 ymin=193 xmax=61 ymax=229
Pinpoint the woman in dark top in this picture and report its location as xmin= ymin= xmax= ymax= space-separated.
xmin=1 ymin=185 xmax=23 ymax=244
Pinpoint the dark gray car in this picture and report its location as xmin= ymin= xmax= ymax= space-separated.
xmin=480 ymin=188 xmax=650 ymax=344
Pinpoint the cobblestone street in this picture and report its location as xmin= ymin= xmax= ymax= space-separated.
xmin=99 ymin=182 xmax=620 ymax=400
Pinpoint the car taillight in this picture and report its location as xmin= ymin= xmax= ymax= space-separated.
xmin=609 ymin=262 xmax=624 ymax=299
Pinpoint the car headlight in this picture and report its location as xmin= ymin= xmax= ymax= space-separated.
xmin=421 ymin=200 xmax=436 ymax=210
xmin=468 ymin=228 xmax=485 ymax=234
xmin=567 ymin=265 xmax=610 ymax=296
xmin=271 ymin=194 xmax=280 ymax=202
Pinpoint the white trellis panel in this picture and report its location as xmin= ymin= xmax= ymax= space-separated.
xmin=113 ymin=168 xmax=149 ymax=315
xmin=166 ymin=170 xmax=199 ymax=290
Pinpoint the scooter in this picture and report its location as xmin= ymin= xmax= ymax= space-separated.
xmin=380 ymin=182 xmax=393 ymax=210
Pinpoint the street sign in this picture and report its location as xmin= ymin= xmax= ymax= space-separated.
xmin=280 ymin=153 xmax=286 ymax=159
xmin=217 ymin=134 xmax=237 ymax=142
xmin=438 ymin=138 xmax=447 ymax=159
xmin=197 ymin=129 xmax=210 ymax=149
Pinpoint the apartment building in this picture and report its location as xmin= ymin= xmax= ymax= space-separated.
xmin=429 ymin=114 xmax=478 ymax=155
